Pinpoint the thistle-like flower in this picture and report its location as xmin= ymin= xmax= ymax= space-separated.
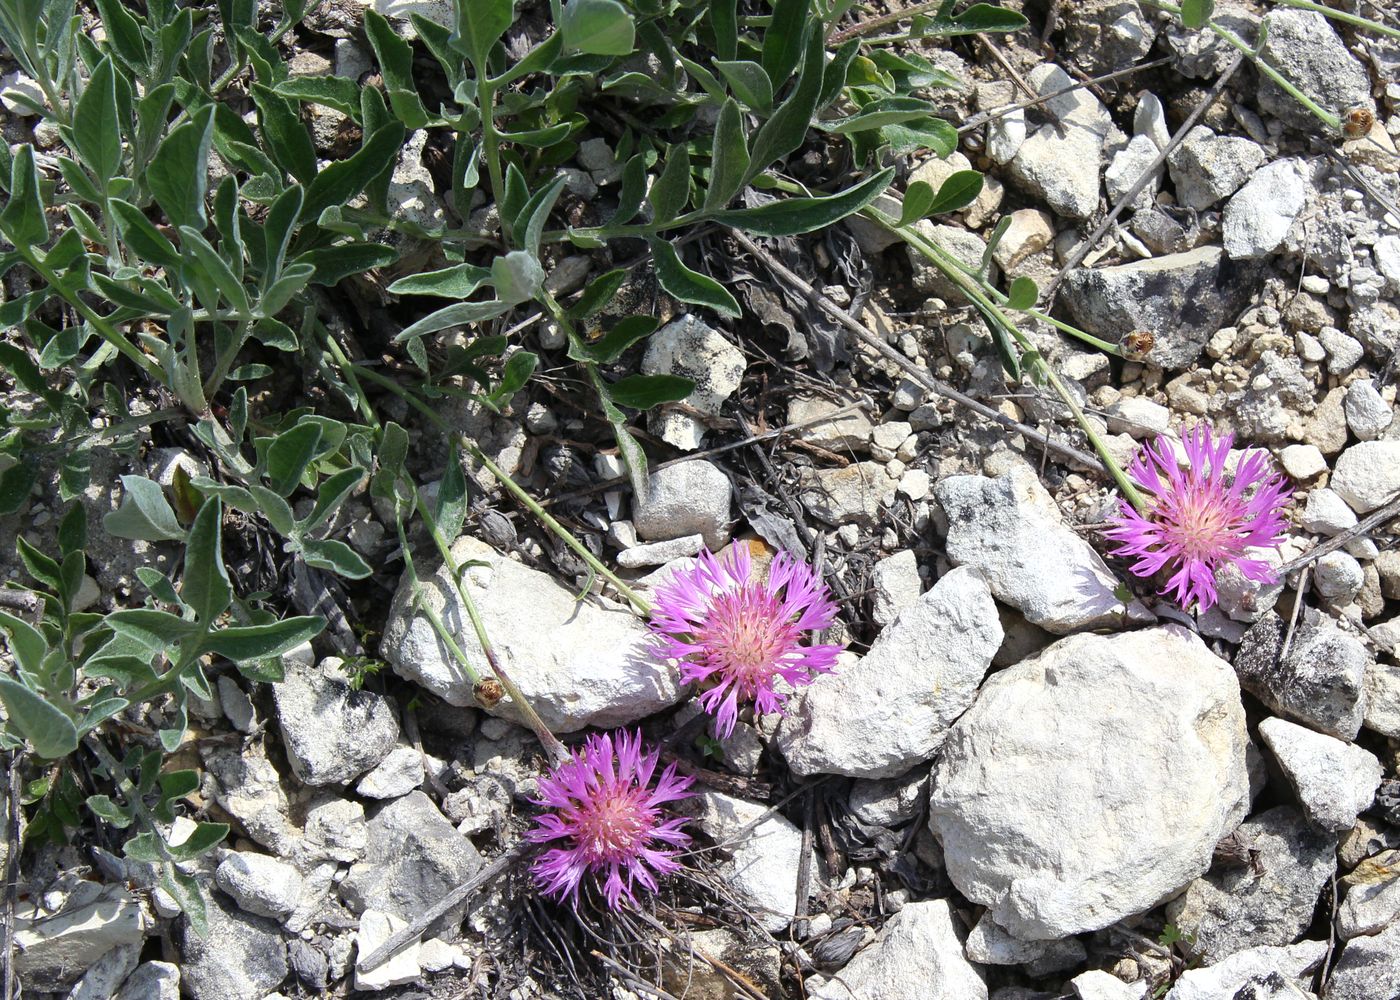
xmin=648 ymin=545 xmax=841 ymax=737
xmin=527 ymin=729 xmax=694 ymax=910
xmin=1104 ymin=423 xmax=1290 ymax=612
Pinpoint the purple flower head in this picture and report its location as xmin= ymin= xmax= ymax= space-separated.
xmin=1104 ymin=422 xmax=1290 ymax=612
xmin=527 ymin=729 xmax=694 ymax=910
xmin=647 ymin=544 xmax=841 ymax=738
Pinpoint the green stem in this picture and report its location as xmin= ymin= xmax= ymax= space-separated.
xmin=1143 ymin=0 xmax=1341 ymax=130
xmin=478 ymin=79 xmax=506 ymax=213
xmin=19 ymin=248 xmax=163 ymax=382
xmin=202 ymin=319 xmax=251 ymax=402
xmin=1275 ymin=0 xmax=1400 ymax=38
xmin=873 ymin=207 xmax=1151 ymax=514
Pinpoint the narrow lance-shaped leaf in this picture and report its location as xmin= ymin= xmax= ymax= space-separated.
xmin=72 ymin=56 xmax=122 ymax=185
xmin=148 ymin=104 xmax=216 ymax=232
xmin=648 ymin=237 xmax=741 ymax=318
xmin=712 ymin=168 xmax=894 ymax=237
xmin=182 ymin=498 xmax=232 ymax=625
xmin=0 ymin=145 xmax=47 ymax=248
xmin=0 ymin=676 xmax=80 ymax=759
xmin=705 ymin=99 xmax=750 ymax=211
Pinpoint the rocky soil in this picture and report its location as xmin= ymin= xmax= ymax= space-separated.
xmin=3 ymin=0 xmax=1400 ymax=998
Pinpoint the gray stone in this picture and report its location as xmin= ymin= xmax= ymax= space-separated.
xmin=1343 ymin=382 xmax=1393 ymax=442
xmin=382 ymin=535 xmax=683 ymax=731
xmin=1321 ymin=328 xmax=1365 ymax=375
xmin=114 ymin=962 xmax=180 ymax=1000
xmin=355 ymin=746 xmax=425 ymax=799
xmin=1231 ymin=350 xmax=1316 ymax=444
xmin=1059 ymin=0 xmax=1155 ymax=75
xmin=615 ymin=533 xmax=705 ymax=568
xmin=1256 ymin=9 xmax=1375 ymax=130
xmin=1106 ymin=397 xmax=1171 ymax=438
xmin=1070 ymin=970 xmax=1147 ymax=1000
xmin=965 ymin=913 xmax=1088 ymax=972
xmin=65 ymin=943 xmax=139 ymax=1000
xmin=1214 ymin=545 xmax=1287 ymax=623
xmin=200 ymin=742 xmax=297 ymax=855
xmin=776 ymin=567 xmax=1002 ymax=779
xmin=848 ymin=767 xmax=929 ymax=828
xmin=1234 ymin=611 xmax=1369 ymax=741
xmin=1061 ymin=246 xmax=1262 ymax=369
xmin=809 ymin=899 xmax=986 ymax=1000
xmin=1224 ymin=159 xmax=1315 ymax=260
xmin=301 ymin=795 xmax=368 ymax=864
xmin=788 ymin=395 xmax=875 ymax=452
xmin=1332 ymin=442 xmax=1400 ymax=514
xmin=870 ymin=550 xmax=922 ymax=626
xmin=930 ymin=626 xmax=1249 ymax=940
xmin=273 ymin=655 xmax=399 ymax=786
xmin=180 ymin=892 xmax=288 ymax=1000
xmin=353 ymin=910 xmax=422 ymax=991
xmin=1026 ymin=63 xmax=1112 ymax=137
xmin=798 ymin=462 xmax=898 ymax=528
xmin=1259 ymin=718 xmax=1382 ymax=832
xmin=1323 ymin=918 xmax=1400 ymax=1000
xmin=1302 ymin=489 xmax=1358 ymax=535
xmin=215 ymin=852 xmax=304 ymax=920
xmin=689 ymin=791 xmax=811 ymax=933
xmin=1280 ymin=445 xmax=1328 ymax=480
xmin=1008 ymin=125 xmax=1102 ymax=220
xmin=340 ymin=791 xmax=483 ymax=927
xmin=1314 ymin=551 xmax=1365 ymax=602
xmin=1363 ymin=662 xmax=1400 ymax=739
xmin=845 ymin=194 xmax=905 ymax=254
xmin=633 ymin=459 xmax=733 ymax=550
xmin=641 ymin=315 xmax=746 ymax=450
xmin=217 ymin=676 xmax=256 ymax=733
xmin=1337 ymin=876 xmax=1400 ymax=939
xmin=1168 ymin=127 xmax=1267 ymax=210
xmin=935 ymin=464 xmax=1153 ymax=634
xmin=14 ymin=885 xmax=145 ymax=990
xmin=1165 ymin=941 xmax=1326 ymax=1000
xmin=1167 ymin=806 xmax=1336 ymax=964
xmin=442 ymin=774 xmax=512 ymax=835
xmin=1162 ymin=2 xmax=1261 ymax=79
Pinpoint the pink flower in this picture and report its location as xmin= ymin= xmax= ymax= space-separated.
xmin=527 ymin=729 xmax=694 ymax=910
xmin=1104 ymin=423 xmax=1290 ymax=612
xmin=648 ymin=545 xmax=841 ymax=737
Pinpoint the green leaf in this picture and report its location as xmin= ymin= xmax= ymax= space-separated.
xmin=490 ymin=250 xmax=545 ymax=305
xmin=394 ymin=299 xmax=512 ymax=341
xmin=160 ymin=865 xmax=208 ymax=936
xmin=183 ymin=498 xmax=231 ymax=625
xmin=567 ymin=268 xmax=626 ymax=321
xmin=179 ymin=226 xmax=250 ymax=314
xmin=92 ymin=0 xmax=148 ymax=69
xmin=73 ymin=57 xmax=122 ymax=185
xmin=818 ymin=39 xmax=861 ymax=111
xmin=560 ymin=0 xmax=635 ymax=55
xmin=514 ymin=174 xmax=568 ymax=258
xmin=568 ymin=315 xmax=659 ymax=364
xmin=300 ymin=122 xmax=406 ymax=224
xmin=649 ymin=145 xmax=692 ymax=225
xmin=607 ymin=373 xmax=694 ymax=410
xmin=299 ymin=467 xmax=365 ymax=535
xmin=149 ymin=104 xmax=216 ymax=231
xmin=934 ymin=3 xmax=1029 ymax=35
xmin=297 ymin=243 xmax=399 ymax=286
xmin=15 ymin=536 xmax=60 ymax=595
xmin=300 ymin=537 xmax=374 ymax=578
xmin=649 ymin=237 xmax=740 ymax=318
xmin=486 ymin=350 xmax=538 ymax=404
xmin=710 ymin=0 xmax=738 ymax=60
xmin=261 ymin=184 xmax=304 ymax=289
xmin=923 ymin=169 xmax=985 ymax=216
xmin=713 ymin=167 xmax=894 ymax=237
xmin=880 ymin=117 xmax=958 ymax=157
xmin=86 ymin=794 xmax=134 ymax=828
xmin=110 ymin=198 xmax=182 ymax=269
xmin=761 ymin=0 xmax=810 ymax=85
xmin=364 ymin=9 xmax=429 ymax=128
xmin=167 ymin=820 xmax=229 ymax=862
xmin=606 ymin=153 xmax=648 ymax=227
xmin=745 ymin=23 xmax=822 ymax=183
xmin=1180 ymin=0 xmax=1214 ymax=28
xmin=104 ymin=475 xmax=185 ymax=542
xmin=434 ymin=443 xmax=468 ymax=542
xmin=272 ymin=76 xmax=362 ymax=118
xmin=821 ymin=96 xmax=937 ymax=134
xmin=0 ymin=676 xmax=79 ymax=759
xmin=898 ymin=181 xmax=935 ymax=226
xmin=1005 ymin=275 xmax=1038 ymax=311
xmin=105 ymin=609 xmax=203 ymax=650
xmin=387 ymin=263 xmax=492 ymax=298
xmin=0 ymin=146 xmax=47 ymax=248
xmin=0 ymin=610 xmax=47 ymax=677
xmin=247 ymin=485 xmax=296 ymax=536
xmin=266 ymin=422 xmax=323 ymax=497
xmin=456 ymin=0 xmax=515 ymax=69
xmin=714 ymin=60 xmax=773 ymax=112
xmin=58 ymin=503 xmax=86 ymax=557
xmin=252 ymin=84 xmax=317 ymax=184
xmin=706 ymin=99 xmax=751 ymax=210
xmin=203 ymin=615 xmax=326 ymax=662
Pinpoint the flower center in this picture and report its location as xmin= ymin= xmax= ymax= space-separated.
xmin=697 ymin=586 xmax=793 ymax=688
xmin=1163 ymin=484 xmax=1234 ymax=562
xmin=576 ymin=789 xmax=650 ymax=863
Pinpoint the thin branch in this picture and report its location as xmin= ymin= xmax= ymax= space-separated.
xmin=1279 ymin=494 xmax=1400 ymax=575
